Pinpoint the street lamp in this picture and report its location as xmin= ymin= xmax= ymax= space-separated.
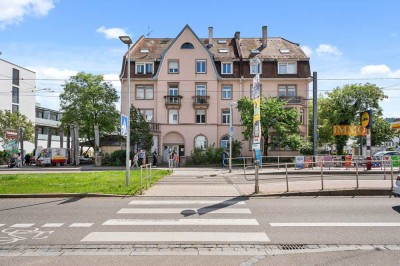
xmin=229 ymin=101 xmax=237 ymax=173
xmin=120 ymin=35 xmax=132 ymax=186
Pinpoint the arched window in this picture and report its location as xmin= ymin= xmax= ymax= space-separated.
xmin=194 ymin=135 xmax=207 ymax=149
xmin=220 ymin=135 xmax=229 ymax=148
xmin=181 ymin=42 xmax=194 ymax=49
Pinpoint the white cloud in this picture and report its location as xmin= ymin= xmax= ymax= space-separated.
xmin=316 ymin=44 xmax=343 ymax=57
xmin=0 ymin=0 xmax=55 ymax=29
xmin=97 ymin=26 xmax=129 ymax=39
xmin=360 ymin=64 xmax=391 ymax=75
xmin=29 ymin=66 xmax=77 ymax=80
xmin=301 ymin=45 xmax=313 ymax=57
xmin=103 ymin=73 xmax=120 ymax=90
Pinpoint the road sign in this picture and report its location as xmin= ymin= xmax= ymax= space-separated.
xmin=121 ymin=115 xmax=128 ymax=137
xmin=5 ymin=129 xmax=19 ymax=140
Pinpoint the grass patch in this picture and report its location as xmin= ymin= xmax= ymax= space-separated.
xmin=0 ymin=170 xmax=170 ymax=195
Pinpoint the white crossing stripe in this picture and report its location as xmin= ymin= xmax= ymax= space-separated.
xmin=129 ymin=200 xmax=246 ymax=205
xmin=41 ymin=223 xmax=64 ymax=228
xmin=270 ymin=223 xmax=400 ymax=227
xmin=81 ymin=232 xmax=270 ymax=242
xmin=0 ymin=224 xmax=5 ymax=227
xmin=69 ymin=223 xmax=94 ymax=228
xmin=118 ymin=208 xmax=251 ymax=214
xmin=103 ymin=219 xmax=259 ymax=226
xmin=10 ymin=223 xmax=34 ymax=228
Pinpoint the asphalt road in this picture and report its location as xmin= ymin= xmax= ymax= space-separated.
xmin=0 ymin=196 xmax=400 ymax=245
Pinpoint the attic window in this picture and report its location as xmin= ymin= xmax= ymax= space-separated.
xmin=219 ymin=49 xmax=228 ymax=53
xmin=251 ymin=49 xmax=260 ymax=54
xmin=280 ymin=49 xmax=290 ymax=54
xmin=141 ymin=49 xmax=149 ymax=53
xmin=181 ymin=42 xmax=194 ymax=49
xmin=218 ymin=40 xmax=227 ymax=44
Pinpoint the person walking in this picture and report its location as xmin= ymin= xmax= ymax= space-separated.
xmin=152 ymin=149 xmax=158 ymax=167
xmin=173 ymin=151 xmax=179 ymax=168
xmin=132 ymin=152 xmax=139 ymax=168
xmin=16 ymin=153 xmax=22 ymax=168
xmin=221 ymin=150 xmax=228 ymax=168
xmin=138 ymin=149 xmax=145 ymax=166
xmin=24 ymin=153 xmax=31 ymax=166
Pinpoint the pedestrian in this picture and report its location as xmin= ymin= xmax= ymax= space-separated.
xmin=173 ymin=151 xmax=179 ymax=167
xmin=152 ymin=149 xmax=158 ymax=167
xmin=138 ymin=149 xmax=145 ymax=166
xmin=132 ymin=152 xmax=139 ymax=168
xmin=221 ymin=150 xmax=228 ymax=168
xmin=17 ymin=153 xmax=22 ymax=167
xmin=24 ymin=153 xmax=31 ymax=166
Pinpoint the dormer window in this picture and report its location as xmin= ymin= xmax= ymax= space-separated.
xmin=278 ymin=62 xmax=297 ymax=74
xmin=218 ymin=40 xmax=227 ymax=44
xmin=181 ymin=42 xmax=194 ymax=49
xmin=251 ymin=49 xmax=260 ymax=54
xmin=140 ymin=48 xmax=149 ymax=53
xmin=280 ymin=49 xmax=290 ymax=54
xmin=218 ymin=49 xmax=228 ymax=53
xmin=136 ymin=62 xmax=154 ymax=74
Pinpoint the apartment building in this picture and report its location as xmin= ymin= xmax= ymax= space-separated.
xmin=35 ymin=103 xmax=66 ymax=149
xmin=120 ymin=25 xmax=311 ymax=161
xmin=0 ymin=58 xmax=36 ymax=153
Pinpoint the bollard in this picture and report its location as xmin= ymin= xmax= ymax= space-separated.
xmin=320 ymin=160 xmax=324 ymax=190
xmin=255 ymin=160 xmax=260 ymax=194
xmin=285 ymin=163 xmax=289 ymax=192
xmin=356 ymin=162 xmax=359 ymax=189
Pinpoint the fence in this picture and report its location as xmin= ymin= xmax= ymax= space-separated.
xmin=139 ymin=163 xmax=152 ymax=194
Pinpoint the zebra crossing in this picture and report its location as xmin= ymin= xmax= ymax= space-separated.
xmin=0 ymin=223 xmax=94 ymax=228
xmin=81 ymin=198 xmax=270 ymax=243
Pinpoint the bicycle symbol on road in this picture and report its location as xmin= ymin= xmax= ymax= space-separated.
xmin=0 ymin=227 xmax=54 ymax=244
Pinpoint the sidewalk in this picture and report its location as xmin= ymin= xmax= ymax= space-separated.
xmin=142 ymin=167 xmax=396 ymax=197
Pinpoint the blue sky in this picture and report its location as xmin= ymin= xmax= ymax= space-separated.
xmin=1 ymin=0 xmax=399 ymax=117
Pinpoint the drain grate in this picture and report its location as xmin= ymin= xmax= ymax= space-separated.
xmin=279 ymin=244 xmax=306 ymax=250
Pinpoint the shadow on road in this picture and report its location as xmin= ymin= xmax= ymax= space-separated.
xmin=392 ymin=205 xmax=400 ymax=214
xmin=180 ymin=196 xmax=249 ymax=217
xmin=57 ymin=197 xmax=83 ymax=205
xmin=0 ymin=199 xmax=65 ymax=212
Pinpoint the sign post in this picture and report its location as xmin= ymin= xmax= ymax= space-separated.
xmin=121 ymin=115 xmax=128 ymax=137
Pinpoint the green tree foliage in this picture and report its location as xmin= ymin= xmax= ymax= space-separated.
xmin=129 ymin=105 xmax=153 ymax=153
xmin=371 ymin=117 xmax=396 ymax=146
xmin=59 ymin=72 xmax=119 ymax=148
xmin=318 ymin=83 xmax=386 ymax=154
xmin=0 ymin=110 xmax=34 ymax=142
xmin=237 ymin=97 xmax=302 ymax=154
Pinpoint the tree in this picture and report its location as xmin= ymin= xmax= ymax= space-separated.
xmin=318 ymin=83 xmax=386 ymax=154
xmin=59 ymin=72 xmax=119 ymax=150
xmin=0 ymin=110 xmax=34 ymax=142
xmin=129 ymin=105 xmax=153 ymax=153
xmin=370 ymin=116 xmax=396 ymax=146
xmin=237 ymin=96 xmax=302 ymax=154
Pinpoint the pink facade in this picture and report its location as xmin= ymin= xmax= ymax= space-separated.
xmin=120 ymin=25 xmax=311 ymax=161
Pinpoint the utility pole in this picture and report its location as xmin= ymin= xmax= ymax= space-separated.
xmin=313 ymin=72 xmax=318 ymax=160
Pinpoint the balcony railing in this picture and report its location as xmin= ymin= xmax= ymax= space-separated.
xmin=149 ymin=122 xmax=160 ymax=133
xmin=192 ymin=95 xmax=210 ymax=108
xmin=164 ymin=95 xmax=183 ymax=108
xmin=277 ymin=96 xmax=306 ymax=105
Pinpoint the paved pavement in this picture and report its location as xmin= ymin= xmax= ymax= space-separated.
xmin=1 ymin=164 xmax=399 ymax=197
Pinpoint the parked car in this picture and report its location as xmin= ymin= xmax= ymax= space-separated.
xmin=393 ymin=173 xmax=400 ymax=197
xmin=372 ymin=151 xmax=400 ymax=162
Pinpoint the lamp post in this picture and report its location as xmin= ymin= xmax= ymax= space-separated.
xmin=229 ymin=101 xmax=237 ymax=173
xmin=119 ymin=35 xmax=132 ymax=186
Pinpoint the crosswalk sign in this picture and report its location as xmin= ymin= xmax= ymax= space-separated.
xmin=121 ymin=115 xmax=128 ymax=137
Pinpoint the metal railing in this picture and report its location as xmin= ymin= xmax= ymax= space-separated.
xmin=139 ymin=163 xmax=152 ymax=194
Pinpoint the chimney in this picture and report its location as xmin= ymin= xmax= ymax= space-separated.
xmin=235 ymin=31 xmax=240 ymax=40
xmin=208 ymin=27 xmax=213 ymax=47
xmin=262 ymin=26 xmax=267 ymax=48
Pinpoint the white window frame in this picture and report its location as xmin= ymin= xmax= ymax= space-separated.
xmin=220 ymin=135 xmax=229 ymax=148
xmin=139 ymin=109 xmax=154 ymax=122
xmin=221 ymin=62 xmax=233 ymax=74
xmin=250 ymin=63 xmax=262 ymax=75
xmin=168 ymin=60 xmax=179 ymax=73
xmin=222 ymin=85 xmax=232 ymax=100
xmin=278 ymin=62 xmax=297 ymax=74
xmin=135 ymin=62 xmax=154 ymax=74
xmin=196 ymin=109 xmax=206 ymax=124
xmin=196 ymin=60 xmax=207 ymax=74
xmin=194 ymin=135 xmax=207 ymax=149
xmin=278 ymin=85 xmax=296 ymax=98
xmin=222 ymin=110 xmax=230 ymax=125
xmin=168 ymin=86 xmax=179 ymax=104
xmin=136 ymin=85 xmax=154 ymax=100
xmin=168 ymin=109 xmax=178 ymax=124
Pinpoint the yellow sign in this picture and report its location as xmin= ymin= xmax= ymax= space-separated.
xmin=333 ymin=125 xmax=367 ymax=136
xmin=253 ymin=98 xmax=260 ymax=122
xmin=360 ymin=111 xmax=372 ymax=128
xmin=391 ymin=121 xmax=400 ymax=129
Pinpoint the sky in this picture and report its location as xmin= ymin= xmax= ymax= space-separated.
xmin=0 ymin=0 xmax=399 ymax=118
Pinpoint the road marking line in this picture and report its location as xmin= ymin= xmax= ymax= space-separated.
xmin=118 ymin=208 xmax=251 ymax=214
xmin=0 ymin=224 xmax=5 ymax=227
xmin=270 ymin=223 xmax=400 ymax=227
xmin=10 ymin=223 xmax=34 ymax=228
xmin=69 ymin=223 xmax=94 ymax=228
xmin=103 ymin=219 xmax=259 ymax=226
xmin=41 ymin=223 xmax=64 ymax=228
xmin=81 ymin=232 xmax=270 ymax=242
xmin=129 ymin=200 xmax=246 ymax=205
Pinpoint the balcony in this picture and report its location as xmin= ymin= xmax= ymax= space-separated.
xmin=149 ymin=122 xmax=160 ymax=133
xmin=192 ymin=95 xmax=210 ymax=109
xmin=164 ymin=95 xmax=183 ymax=109
xmin=277 ymin=96 xmax=306 ymax=105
